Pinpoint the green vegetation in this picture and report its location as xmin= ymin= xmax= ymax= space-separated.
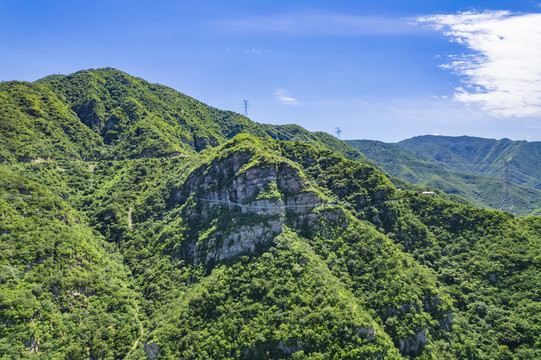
xmin=0 ymin=81 xmax=105 ymax=162
xmin=346 ymin=139 xmax=541 ymax=216
xmin=0 ymin=168 xmax=140 ymax=359
xmin=396 ymin=136 xmax=541 ymax=184
xmin=1 ymin=69 xmax=540 ymax=359
xmin=150 ymin=230 xmax=401 ymax=359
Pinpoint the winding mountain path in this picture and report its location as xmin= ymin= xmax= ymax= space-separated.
xmin=124 ymin=302 xmax=143 ymax=359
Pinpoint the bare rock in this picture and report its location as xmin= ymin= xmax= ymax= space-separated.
xmin=357 ymin=326 xmax=377 ymax=341
xmin=144 ymin=342 xmax=159 ymax=360
xmin=278 ymin=340 xmax=302 ymax=354
xmin=440 ymin=312 xmax=453 ymax=332
xmin=25 ymin=337 xmax=39 ymax=353
xmin=398 ymin=328 xmax=429 ymax=355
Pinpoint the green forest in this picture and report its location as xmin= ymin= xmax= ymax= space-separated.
xmin=346 ymin=138 xmax=541 ymax=216
xmin=1 ymin=68 xmax=540 ymax=359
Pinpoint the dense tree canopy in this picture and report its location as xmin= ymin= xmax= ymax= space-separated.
xmin=1 ymin=69 xmax=540 ymax=359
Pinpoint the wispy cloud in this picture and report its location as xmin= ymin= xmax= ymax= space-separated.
xmin=417 ymin=11 xmax=541 ymax=117
xmin=274 ymin=89 xmax=299 ymax=105
xmin=220 ymin=11 xmax=420 ymax=36
xmin=244 ymin=48 xmax=271 ymax=55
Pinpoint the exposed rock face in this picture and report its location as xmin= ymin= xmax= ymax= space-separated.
xmin=176 ymin=150 xmax=335 ymax=264
xmin=277 ymin=340 xmax=302 ymax=354
xmin=175 ymin=152 xmax=251 ymax=203
xmin=144 ymin=342 xmax=159 ymax=360
xmin=25 ymin=337 xmax=39 ymax=353
xmin=75 ymin=98 xmax=104 ymax=131
xmin=357 ymin=326 xmax=377 ymax=341
xmin=203 ymin=216 xmax=284 ymax=264
xmin=487 ymin=272 xmax=501 ymax=283
xmin=440 ymin=311 xmax=453 ymax=332
xmin=398 ymin=328 xmax=429 ymax=355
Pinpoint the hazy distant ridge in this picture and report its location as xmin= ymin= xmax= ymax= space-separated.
xmin=346 ymin=136 xmax=541 ymax=215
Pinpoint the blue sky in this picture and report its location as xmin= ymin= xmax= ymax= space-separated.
xmin=1 ymin=0 xmax=541 ymax=142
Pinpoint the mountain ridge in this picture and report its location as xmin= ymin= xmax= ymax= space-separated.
xmin=346 ymin=136 xmax=541 ymax=216
xmin=1 ymin=68 xmax=540 ymax=359
xmin=0 ymin=67 xmax=371 ymax=166
xmin=396 ymin=135 xmax=541 ymax=186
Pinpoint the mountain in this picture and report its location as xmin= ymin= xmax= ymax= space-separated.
xmin=397 ymin=135 xmax=541 ymax=190
xmin=0 ymin=167 xmax=141 ymax=358
xmin=346 ymin=138 xmax=541 ymax=216
xmin=2 ymin=67 xmax=370 ymax=165
xmin=1 ymin=69 xmax=540 ymax=359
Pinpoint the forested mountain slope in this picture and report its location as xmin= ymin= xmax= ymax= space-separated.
xmin=1 ymin=69 xmax=540 ymax=359
xmin=397 ymin=136 xmax=541 ymax=190
xmin=0 ymin=167 xmax=141 ymax=358
xmin=2 ymin=67 xmax=370 ymax=165
xmin=346 ymin=139 xmax=541 ymax=216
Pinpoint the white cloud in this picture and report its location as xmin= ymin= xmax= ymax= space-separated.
xmin=221 ymin=11 xmax=420 ymax=36
xmin=244 ymin=48 xmax=271 ymax=55
xmin=274 ymin=89 xmax=299 ymax=105
xmin=417 ymin=11 xmax=541 ymax=117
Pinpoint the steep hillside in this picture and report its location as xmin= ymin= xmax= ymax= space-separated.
xmin=2 ymin=134 xmax=540 ymax=359
xmin=346 ymin=139 xmax=541 ymax=216
xmin=0 ymin=168 xmax=141 ymax=358
xmin=1 ymin=68 xmax=370 ymax=164
xmin=0 ymin=81 xmax=105 ymax=162
xmin=1 ymin=69 xmax=540 ymax=359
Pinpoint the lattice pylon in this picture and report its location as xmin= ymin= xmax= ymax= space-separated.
xmin=499 ymin=157 xmax=515 ymax=215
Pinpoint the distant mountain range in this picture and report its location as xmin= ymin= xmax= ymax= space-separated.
xmin=346 ymin=136 xmax=541 ymax=216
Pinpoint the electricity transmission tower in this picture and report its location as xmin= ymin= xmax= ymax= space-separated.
xmin=335 ymin=127 xmax=342 ymax=140
xmin=243 ymin=100 xmax=249 ymax=116
xmin=499 ymin=157 xmax=515 ymax=215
